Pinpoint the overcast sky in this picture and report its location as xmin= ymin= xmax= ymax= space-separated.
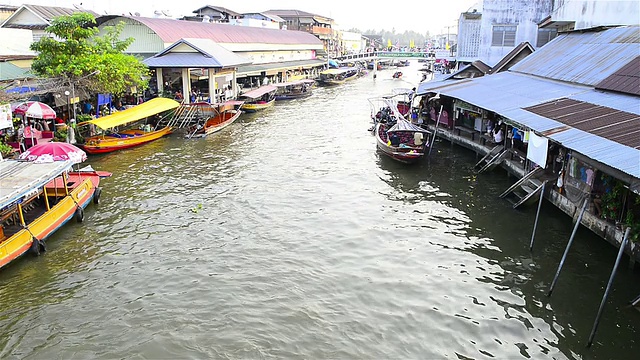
xmin=9 ymin=0 xmax=481 ymax=34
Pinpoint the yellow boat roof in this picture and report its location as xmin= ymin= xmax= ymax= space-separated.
xmin=86 ymin=97 xmax=180 ymax=130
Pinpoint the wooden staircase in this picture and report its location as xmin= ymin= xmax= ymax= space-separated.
xmin=474 ymin=145 xmax=507 ymax=173
xmin=499 ymin=167 xmax=546 ymax=209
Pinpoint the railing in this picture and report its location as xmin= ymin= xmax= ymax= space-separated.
xmin=333 ymin=51 xmax=437 ymax=62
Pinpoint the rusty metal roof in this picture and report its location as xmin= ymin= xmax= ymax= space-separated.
xmin=595 ymin=55 xmax=640 ymax=96
xmin=524 ymin=98 xmax=640 ymax=149
xmin=120 ymin=16 xmax=323 ymax=46
xmin=510 ymin=26 xmax=640 ymax=86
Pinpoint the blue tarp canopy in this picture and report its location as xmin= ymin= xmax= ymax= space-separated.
xmin=6 ymin=86 xmax=37 ymax=94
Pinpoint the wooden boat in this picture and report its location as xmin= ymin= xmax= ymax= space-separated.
xmin=273 ymin=79 xmax=315 ymax=101
xmin=77 ymin=97 xmax=180 ymax=154
xmin=375 ymin=117 xmax=432 ymax=164
xmin=0 ymin=161 xmax=109 ymax=269
xmin=238 ymin=85 xmax=277 ymax=112
xmin=317 ymin=67 xmax=361 ymax=86
xmin=185 ymin=100 xmax=244 ymax=139
xmin=368 ymin=89 xmax=414 ymax=131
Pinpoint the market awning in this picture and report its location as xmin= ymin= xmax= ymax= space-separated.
xmin=86 ymin=97 xmax=180 ymax=130
xmin=239 ymin=85 xmax=277 ymax=99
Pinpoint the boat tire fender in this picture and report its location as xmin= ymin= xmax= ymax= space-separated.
xmin=93 ymin=187 xmax=102 ymax=205
xmin=30 ymin=238 xmax=46 ymax=256
xmin=75 ymin=207 xmax=84 ymax=223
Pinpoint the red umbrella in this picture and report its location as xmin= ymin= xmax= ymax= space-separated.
xmin=19 ymin=142 xmax=87 ymax=164
xmin=13 ymin=101 xmax=57 ymax=120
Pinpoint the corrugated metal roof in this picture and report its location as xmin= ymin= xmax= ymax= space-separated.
xmin=595 ymin=55 xmax=640 ymax=96
xmin=144 ymin=38 xmax=251 ymax=68
xmin=0 ymin=61 xmax=31 ymax=81
xmin=544 ymin=127 xmax=640 ymax=179
xmin=416 ymin=71 xmax=640 ymax=178
xmin=510 ymin=26 xmax=640 ymax=86
xmin=524 ymin=98 xmax=640 ymax=148
xmin=24 ymin=4 xmax=98 ymax=21
xmin=489 ymin=42 xmax=535 ymax=74
xmin=192 ymin=5 xmax=241 ymax=17
xmin=121 ymin=16 xmax=323 ymax=46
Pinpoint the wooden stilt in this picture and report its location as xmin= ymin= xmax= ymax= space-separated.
xmin=587 ymin=227 xmax=631 ymax=347
xmin=530 ymin=182 xmax=546 ymax=251
xmin=548 ymin=198 xmax=589 ymax=297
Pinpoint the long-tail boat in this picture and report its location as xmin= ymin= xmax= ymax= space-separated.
xmin=77 ymin=97 xmax=180 ymax=154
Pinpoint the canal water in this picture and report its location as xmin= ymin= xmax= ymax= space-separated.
xmin=1 ymin=64 xmax=639 ymax=359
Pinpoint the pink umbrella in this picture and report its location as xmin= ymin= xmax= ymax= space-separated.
xmin=13 ymin=101 xmax=57 ymax=120
xmin=19 ymin=142 xmax=87 ymax=164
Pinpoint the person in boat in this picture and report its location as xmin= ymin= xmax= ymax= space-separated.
xmin=414 ymin=132 xmax=424 ymax=147
xmin=389 ymin=132 xmax=401 ymax=147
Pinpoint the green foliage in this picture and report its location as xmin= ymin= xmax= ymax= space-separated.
xmin=0 ymin=142 xmax=13 ymax=157
xmin=29 ymin=12 xmax=149 ymax=96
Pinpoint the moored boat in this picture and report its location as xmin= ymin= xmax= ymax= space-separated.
xmin=77 ymin=97 xmax=180 ymax=154
xmin=273 ymin=79 xmax=315 ymax=101
xmin=0 ymin=160 xmax=109 ymax=269
xmin=238 ymin=85 xmax=277 ymax=112
xmin=185 ymin=100 xmax=244 ymax=138
xmin=374 ymin=117 xmax=432 ymax=164
xmin=317 ymin=67 xmax=362 ymax=86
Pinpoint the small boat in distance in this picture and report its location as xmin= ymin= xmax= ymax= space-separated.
xmin=186 ymin=100 xmax=244 ymax=139
xmin=0 ymin=160 xmax=109 ymax=269
xmin=273 ymin=79 xmax=315 ymax=101
xmin=239 ymin=85 xmax=277 ymax=112
xmin=317 ymin=67 xmax=362 ymax=86
xmin=77 ymin=97 xmax=180 ymax=154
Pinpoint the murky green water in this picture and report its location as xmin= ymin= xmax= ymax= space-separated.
xmin=1 ymin=64 xmax=638 ymax=359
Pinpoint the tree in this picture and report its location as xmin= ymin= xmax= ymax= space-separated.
xmin=30 ymin=13 xmax=149 ymax=96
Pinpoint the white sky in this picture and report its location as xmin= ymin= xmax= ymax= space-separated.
xmin=9 ymin=0 xmax=481 ymax=34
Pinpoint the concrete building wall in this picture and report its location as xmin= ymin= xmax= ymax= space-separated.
xmin=457 ymin=14 xmax=482 ymax=62
xmin=0 ymin=28 xmax=35 ymax=56
xmin=552 ymin=0 xmax=640 ymax=29
xmin=478 ymin=0 xmax=553 ymax=66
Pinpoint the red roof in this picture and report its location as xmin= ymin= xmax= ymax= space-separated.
xmin=98 ymin=16 xmax=323 ymax=46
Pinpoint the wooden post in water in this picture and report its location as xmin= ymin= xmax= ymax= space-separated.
xmin=547 ymin=197 xmax=589 ymax=297
xmin=429 ymin=104 xmax=443 ymax=157
xmin=587 ymin=227 xmax=631 ymax=347
xmin=529 ymin=181 xmax=546 ymax=251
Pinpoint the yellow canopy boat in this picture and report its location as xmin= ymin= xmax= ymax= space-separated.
xmin=78 ymin=98 xmax=180 ymax=154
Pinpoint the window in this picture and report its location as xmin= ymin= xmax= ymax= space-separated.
xmin=492 ymin=25 xmax=516 ymax=46
xmin=537 ymin=28 xmax=558 ymax=47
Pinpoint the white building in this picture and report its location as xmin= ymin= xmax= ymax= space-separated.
xmin=539 ymin=0 xmax=640 ymax=31
xmin=455 ymin=0 xmax=554 ymax=66
xmin=341 ymin=31 xmax=364 ymax=54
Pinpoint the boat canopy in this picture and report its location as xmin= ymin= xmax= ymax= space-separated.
xmin=239 ymin=85 xmax=277 ymax=99
xmin=321 ymin=67 xmax=357 ymax=75
xmin=387 ymin=119 xmax=431 ymax=134
xmin=0 ymin=160 xmax=73 ymax=207
xmin=273 ymin=79 xmax=315 ymax=87
xmin=86 ymin=98 xmax=180 ymax=130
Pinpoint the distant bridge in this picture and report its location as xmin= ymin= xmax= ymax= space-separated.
xmin=333 ymin=51 xmax=436 ymax=63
